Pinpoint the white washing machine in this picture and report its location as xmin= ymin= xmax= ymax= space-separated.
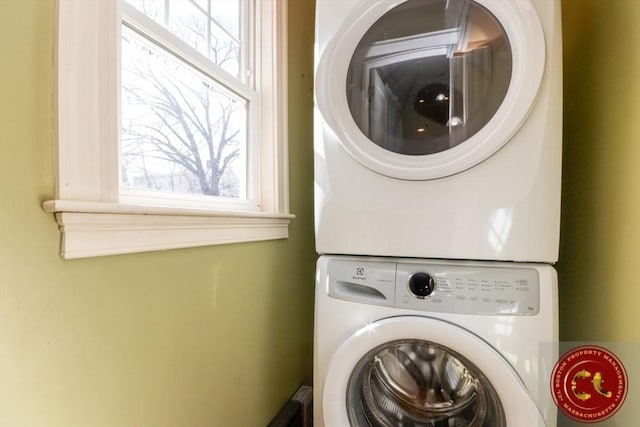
xmin=314 ymin=0 xmax=563 ymax=262
xmin=314 ymin=255 xmax=558 ymax=426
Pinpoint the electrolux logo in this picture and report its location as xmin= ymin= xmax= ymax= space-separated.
xmin=351 ymin=267 xmax=366 ymax=281
xmin=551 ymin=345 xmax=628 ymax=423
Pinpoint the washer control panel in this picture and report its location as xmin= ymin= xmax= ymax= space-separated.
xmin=327 ymin=259 xmax=539 ymax=315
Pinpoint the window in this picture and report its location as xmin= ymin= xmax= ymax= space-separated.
xmin=44 ymin=0 xmax=291 ymax=259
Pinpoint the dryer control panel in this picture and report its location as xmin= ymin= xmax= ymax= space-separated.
xmin=326 ymin=259 xmax=539 ymax=315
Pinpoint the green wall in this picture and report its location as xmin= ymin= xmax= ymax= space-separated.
xmin=559 ymin=0 xmax=640 ymax=342
xmin=0 ymin=1 xmax=316 ymax=426
xmin=559 ymin=3 xmax=639 ymax=422
xmin=4 ymin=0 xmax=638 ymax=424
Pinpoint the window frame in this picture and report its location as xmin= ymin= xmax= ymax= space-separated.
xmin=44 ymin=0 xmax=292 ymax=259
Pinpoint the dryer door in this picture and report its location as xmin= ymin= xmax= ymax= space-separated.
xmin=322 ymin=316 xmax=546 ymax=426
xmin=315 ymin=0 xmax=545 ymax=180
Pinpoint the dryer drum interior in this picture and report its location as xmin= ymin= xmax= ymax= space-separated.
xmin=346 ymin=339 xmax=506 ymax=426
xmin=347 ymin=0 xmax=512 ymax=157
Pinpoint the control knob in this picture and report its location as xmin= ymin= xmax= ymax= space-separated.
xmin=408 ymin=272 xmax=436 ymax=298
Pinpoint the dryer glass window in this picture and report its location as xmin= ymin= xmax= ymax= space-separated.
xmin=346 ymin=339 xmax=506 ymax=426
xmin=347 ymin=0 xmax=512 ymax=155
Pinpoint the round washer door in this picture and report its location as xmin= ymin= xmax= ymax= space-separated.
xmin=322 ymin=316 xmax=545 ymax=426
xmin=315 ymin=0 xmax=546 ymax=180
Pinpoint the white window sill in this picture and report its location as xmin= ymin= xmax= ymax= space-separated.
xmin=43 ymin=200 xmax=294 ymax=259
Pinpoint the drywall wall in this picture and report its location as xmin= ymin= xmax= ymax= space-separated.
xmin=560 ymin=0 xmax=640 ymax=342
xmin=0 ymin=1 xmax=316 ymax=426
xmin=559 ymin=2 xmax=639 ymax=423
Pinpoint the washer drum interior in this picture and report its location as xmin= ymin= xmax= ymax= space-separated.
xmin=346 ymin=339 xmax=507 ymax=426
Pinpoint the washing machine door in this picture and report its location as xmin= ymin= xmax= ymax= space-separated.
xmin=322 ymin=316 xmax=546 ymax=426
xmin=316 ymin=0 xmax=546 ymax=180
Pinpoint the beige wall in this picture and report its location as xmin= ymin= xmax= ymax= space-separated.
xmin=0 ymin=1 xmax=316 ymax=426
xmin=559 ymin=0 xmax=640 ymax=342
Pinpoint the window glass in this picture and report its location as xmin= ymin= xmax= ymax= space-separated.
xmin=121 ymin=0 xmax=249 ymax=201
xmin=168 ymin=1 xmax=209 ymax=56
xmin=121 ymin=25 xmax=248 ymax=199
xmin=127 ymin=0 xmax=165 ymax=22
xmin=126 ymin=0 xmax=243 ymax=79
xmin=347 ymin=0 xmax=512 ymax=156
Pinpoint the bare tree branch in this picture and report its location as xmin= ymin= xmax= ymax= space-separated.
xmin=121 ymin=21 xmax=244 ymax=197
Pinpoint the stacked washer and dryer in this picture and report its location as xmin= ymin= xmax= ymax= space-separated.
xmin=313 ymin=0 xmax=562 ymax=426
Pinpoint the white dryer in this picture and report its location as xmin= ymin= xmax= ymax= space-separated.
xmin=314 ymin=255 xmax=558 ymax=426
xmin=314 ymin=0 xmax=563 ymax=262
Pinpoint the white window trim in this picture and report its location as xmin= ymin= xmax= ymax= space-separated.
xmin=43 ymin=0 xmax=292 ymax=259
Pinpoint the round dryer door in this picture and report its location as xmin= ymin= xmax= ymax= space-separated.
xmin=315 ymin=0 xmax=546 ymax=180
xmin=322 ymin=316 xmax=545 ymax=426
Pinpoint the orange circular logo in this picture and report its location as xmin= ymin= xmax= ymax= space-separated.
xmin=551 ymin=345 xmax=628 ymax=423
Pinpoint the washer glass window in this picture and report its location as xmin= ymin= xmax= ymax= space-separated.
xmin=346 ymin=339 xmax=506 ymax=426
xmin=347 ymin=0 xmax=512 ymax=156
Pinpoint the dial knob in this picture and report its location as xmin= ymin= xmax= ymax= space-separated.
xmin=408 ymin=272 xmax=436 ymax=298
